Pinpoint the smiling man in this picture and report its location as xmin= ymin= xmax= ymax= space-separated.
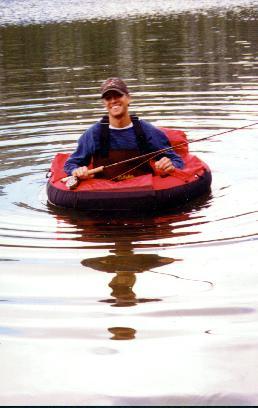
xmin=64 ymin=77 xmax=184 ymax=180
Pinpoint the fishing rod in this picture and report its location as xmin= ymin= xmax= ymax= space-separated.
xmin=63 ymin=120 xmax=258 ymax=188
xmin=186 ymin=120 xmax=258 ymax=144
xmin=95 ymin=119 xmax=258 ymax=171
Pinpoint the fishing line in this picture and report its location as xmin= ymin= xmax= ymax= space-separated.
xmin=109 ymin=120 xmax=258 ymax=181
xmin=63 ymin=120 xmax=258 ymax=185
xmin=105 ymin=120 xmax=258 ymax=171
xmin=149 ymin=269 xmax=214 ymax=288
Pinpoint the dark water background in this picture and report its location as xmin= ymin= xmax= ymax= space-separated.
xmin=0 ymin=0 xmax=258 ymax=405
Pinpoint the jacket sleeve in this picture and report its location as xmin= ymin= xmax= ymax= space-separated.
xmin=140 ymin=121 xmax=184 ymax=169
xmin=63 ymin=126 xmax=96 ymax=176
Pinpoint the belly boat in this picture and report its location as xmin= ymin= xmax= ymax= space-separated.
xmin=47 ymin=128 xmax=212 ymax=211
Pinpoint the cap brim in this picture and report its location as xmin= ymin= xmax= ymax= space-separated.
xmin=101 ymin=88 xmax=125 ymax=98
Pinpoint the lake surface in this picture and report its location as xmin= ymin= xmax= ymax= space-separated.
xmin=0 ymin=0 xmax=258 ymax=405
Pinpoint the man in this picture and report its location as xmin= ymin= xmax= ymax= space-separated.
xmin=64 ymin=77 xmax=184 ymax=180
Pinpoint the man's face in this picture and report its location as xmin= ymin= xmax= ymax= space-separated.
xmin=102 ymin=91 xmax=131 ymax=119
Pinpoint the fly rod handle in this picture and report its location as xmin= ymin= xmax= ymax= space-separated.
xmin=61 ymin=165 xmax=104 ymax=189
xmin=87 ymin=165 xmax=104 ymax=175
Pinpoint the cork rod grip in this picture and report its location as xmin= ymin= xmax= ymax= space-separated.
xmin=87 ymin=165 xmax=104 ymax=175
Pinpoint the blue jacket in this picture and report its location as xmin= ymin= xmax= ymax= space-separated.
xmin=64 ymin=119 xmax=184 ymax=176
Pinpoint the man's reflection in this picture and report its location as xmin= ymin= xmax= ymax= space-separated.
xmin=108 ymin=270 xmax=136 ymax=307
xmin=108 ymin=327 xmax=136 ymax=340
xmin=82 ymin=251 xmax=177 ymax=307
xmin=50 ymin=195 xmax=210 ymax=340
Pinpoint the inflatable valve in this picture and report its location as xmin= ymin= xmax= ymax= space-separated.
xmin=65 ymin=176 xmax=80 ymax=190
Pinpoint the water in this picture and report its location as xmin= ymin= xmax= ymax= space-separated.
xmin=0 ymin=0 xmax=258 ymax=405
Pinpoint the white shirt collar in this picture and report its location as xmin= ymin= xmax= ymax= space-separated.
xmin=109 ymin=123 xmax=133 ymax=130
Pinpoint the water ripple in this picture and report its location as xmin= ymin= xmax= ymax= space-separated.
xmin=0 ymin=10 xmax=258 ymax=403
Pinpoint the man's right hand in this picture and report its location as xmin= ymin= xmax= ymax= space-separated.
xmin=72 ymin=166 xmax=90 ymax=179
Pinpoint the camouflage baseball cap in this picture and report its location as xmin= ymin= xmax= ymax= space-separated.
xmin=101 ymin=77 xmax=129 ymax=98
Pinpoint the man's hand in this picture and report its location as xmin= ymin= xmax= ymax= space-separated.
xmin=155 ymin=157 xmax=175 ymax=175
xmin=72 ymin=166 xmax=90 ymax=179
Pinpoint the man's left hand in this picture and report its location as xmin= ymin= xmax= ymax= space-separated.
xmin=155 ymin=157 xmax=175 ymax=175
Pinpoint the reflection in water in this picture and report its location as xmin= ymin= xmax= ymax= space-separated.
xmin=108 ymin=327 xmax=136 ymax=341
xmin=82 ymin=248 xmax=178 ymax=340
xmin=82 ymin=252 xmax=176 ymax=307
xmin=108 ymin=272 xmax=137 ymax=307
xmin=0 ymin=3 xmax=258 ymax=403
xmin=51 ymin=199 xmax=210 ymax=250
